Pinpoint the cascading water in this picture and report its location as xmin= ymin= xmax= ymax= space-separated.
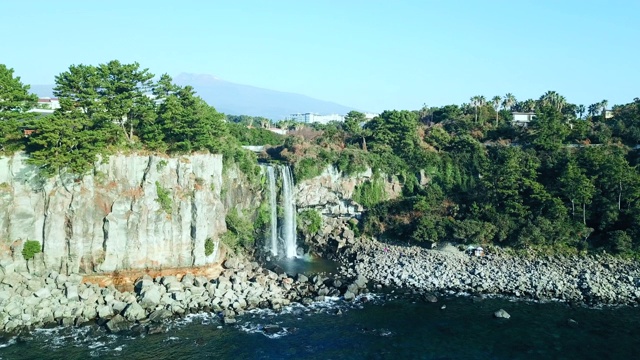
xmin=266 ymin=166 xmax=278 ymax=256
xmin=261 ymin=164 xmax=298 ymax=258
xmin=280 ymin=166 xmax=298 ymax=258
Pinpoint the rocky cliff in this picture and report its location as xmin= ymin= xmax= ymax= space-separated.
xmin=295 ymin=166 xmax=402 ymax=219
xmin=295 ymin=166 xmax=402 ymax=254
xmin=0 ymin=153 xmax=235 ymax=275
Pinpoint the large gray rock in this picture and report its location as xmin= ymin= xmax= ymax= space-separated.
xmin=140 ymin=286 xmax=161 ymax=309
xmin=105 ymin=314 xmax=131 ymax=333
xmin=65 ymin=283 xmax=79 ymax=300
xmin=148 ymin=308 xmax=172 ymax=323
xmin=123 ymin=302 xmax=146 ymax=321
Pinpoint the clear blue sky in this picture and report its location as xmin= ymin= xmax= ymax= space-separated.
xmin=1 ymin=0 xmax=638 ymax=113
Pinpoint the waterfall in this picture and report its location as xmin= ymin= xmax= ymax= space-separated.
xmin=281 ymin=166 xmax=298 ymax=258
xmin=266 ymin=166 xmax=278 ymax=256
xmin=261 ymin=164 xmax=298 ymax=258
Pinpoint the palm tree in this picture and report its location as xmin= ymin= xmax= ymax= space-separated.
xmin=576 ymin=104 xmax=585 ymax=119
xmin=600 ymin=100 xmax=608 ymax=120
xmin=539 ymin=90 xmax=566 ymax=112
xmin=502 ymin=93 xmax=516 ymax=111
xmin=491 ymin=95 xmax=501 ymax=126
xmin=470 ymin=96 xmax=481 ymax=123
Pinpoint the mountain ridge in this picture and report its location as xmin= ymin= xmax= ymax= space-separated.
xmin=29 ymin=73 xmax=359 ymax=119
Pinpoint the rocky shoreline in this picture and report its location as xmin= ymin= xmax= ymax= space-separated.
xmin=0 ymin=257 xmax=368 ymax=334
xmin=336 ymin=239 xmax=640 ymax=306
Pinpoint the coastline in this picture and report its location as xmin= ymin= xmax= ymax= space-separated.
xmin=2 ymin=237 xmax=640 ymax=336
xmin=0 ymin=256 xmax=368 ymax=334
xmin=337 ymin=238 xmax=640 ymax=306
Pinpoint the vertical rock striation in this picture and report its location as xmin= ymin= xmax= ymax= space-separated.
xmin=0 ymin=153 xmax=227 ymax=274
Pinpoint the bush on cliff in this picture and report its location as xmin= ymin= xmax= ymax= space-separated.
xmin=22 ymin=240 xmax=41 ymax=261
xmin=204 ymin=237 xmax=215 ymax=256
xmin=298 ymin=209 xmax=322 ymax=237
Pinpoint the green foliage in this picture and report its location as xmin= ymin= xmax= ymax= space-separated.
xmin=294 ymin=157 xmax=326 ymax=182
xmin=156 ymin=159 xmax=168 ymax=171
xmin=254 ymin=200 xmax=271 ymax=239
xmin=22 ymin=240 xmax=41 ymax=261
xmin=298 ymin=209 xmax=323 ymax=237
xmin=225 ymin=209 xmax=255 ymax=250
xmin=353 ymin=176 xmax=387 ymax=208
xmin=227 ymin=122 xmax=284 ymax=146
xmin=155 ymin=181 xmax=172 ymax=214
xmin=204 ymin=237 xmax=215 ymax=256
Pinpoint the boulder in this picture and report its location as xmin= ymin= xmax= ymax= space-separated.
xmin=422 ymin=293 xmax=438 ymax=303
xmin=344 ymin=290 xmax=356 ymax=301
xmin=65 ymin=283 xmax=79 ymax=301
xmin=494 ymin=309 xmax=510 ymax=319
xmin=123 ymin=302 xmax=146 ymax=321
xmin=140 ymin=287 xmax=161 ymax=309
xmin=97 ymin=304 xmax=114 ymax=319
xmin=355 ymin=275 xmax=368 ymax=288
xmin=223 ymin=258 xmax=240 ymax=270
xmin=148 ymin=309 xmax=172 ymax=323
xmin=105 ymin=314 xmax=131 ymax=333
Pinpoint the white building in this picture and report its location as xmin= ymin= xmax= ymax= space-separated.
xmin=288 ymin=113 xmax=345 ymax=124
xmin=363 ymin=112 xmax=379 ymax=120
xmin=512 ymin=112 xmax=535 ymax=126
xmin=28 ymin=97 xmax=60 ymax=115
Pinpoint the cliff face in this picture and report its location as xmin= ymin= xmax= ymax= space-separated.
xmin=295 ymin=166 xmax=402 ymax=218
xmin=0 ymin=153 xmax=229 ymax=274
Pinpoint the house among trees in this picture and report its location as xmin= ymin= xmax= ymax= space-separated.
xmin=512 ymin=112 xmax=535 ymax=126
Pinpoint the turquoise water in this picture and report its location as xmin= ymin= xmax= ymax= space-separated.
xmin=1 ymin=291 xmax=639 ymax=360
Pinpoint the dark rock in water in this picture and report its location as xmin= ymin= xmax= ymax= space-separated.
xmin=148 ymin=325 xmax=166 ymax=335
xmin=105 ymin=314 xmax=132 ymax=333
xmin=149 ymin=309 xmax=172 ymax=322
xmin=130 ymin=324 xmax=146 ymax=336
xmin=263 ymin=325 xmax=281 ymax=334
xmin=494 ymin=309 xmax=511 ymax=319
xmin=567 ymin=318 xmax=579 ymax=327
xmin=422 ymin=293 xmax=438 ymax=303
xmin=223 ymin=317 xmax=237 ymax=325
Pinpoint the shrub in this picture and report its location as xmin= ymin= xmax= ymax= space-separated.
xmin=155 ymin=181 xmax=172 ymax=214
xmin=297 ymin=209 xmax=322 ymax=237
xmin=204 ymin=237 xmax=215 ymax=256
xmin=225 ymin=210 xmax=255 ymax=249
xmin=294 ymin=157 xmax=325 ymax=182
xmin=22 ymin=240 xmax=41 ymax=261
xmin=353 ymin=176 xmax=386 ymax=208
xmin=156 ymin=159 xmax=168 ymax=172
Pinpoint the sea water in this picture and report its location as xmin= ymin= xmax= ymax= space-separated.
xmin=1 ymin=290 xmax=639 ymax=360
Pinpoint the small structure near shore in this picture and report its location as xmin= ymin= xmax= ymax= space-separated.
xmin=465 ymin=245 xmax=485 ymax=257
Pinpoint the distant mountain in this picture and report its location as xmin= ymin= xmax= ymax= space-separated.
xmin=173 ymin=73 xmax=357 ymax=119
xmin=29 ymin=75 xmax=358 ymax=120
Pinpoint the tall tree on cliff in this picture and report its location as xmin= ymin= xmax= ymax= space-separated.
xmin=343 ymin=110 xmax=369 ymax=151
xmin=0 ymin=64 xmax=38 ymax=153
xmin=53 ymin=60 xmax=155 ymax=145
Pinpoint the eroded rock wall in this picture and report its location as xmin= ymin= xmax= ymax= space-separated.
xmin=295 ymin=166 xmax=402 ymax=219
xmin=0 ymin=153 xmax=229 ymax=274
